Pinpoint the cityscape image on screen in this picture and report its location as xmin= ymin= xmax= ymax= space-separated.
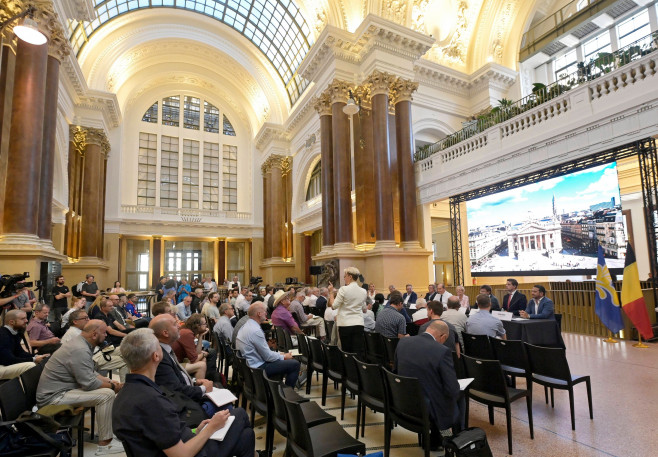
xmin=466 ymin=163 xmax=627 ymax=275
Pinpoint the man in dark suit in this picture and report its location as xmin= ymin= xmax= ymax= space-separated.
xmin=502 ymin=278 xmax=527 ymax=316
xmin=520 ymin=285 xmax=555 ymax=319
xmin=315 ymin=287 xmax=328 ymax=317
xmin=402 ymin=284 xmax=417 ymax=306
xmin=424 ymin=284 xmax=438 ymax=301
xmin=149 ymin=314 xmax=219 ymax=424
xmin=0 ymin=310 xmax=49 ymax=380
xmin=478 ymin=285 xmax=500 ymax=311
xmin=395 ymin=320 xmax=463 ymax=449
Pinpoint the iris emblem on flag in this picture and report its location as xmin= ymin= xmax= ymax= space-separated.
xmin=595 ymin=263 xmax=620 ymax=308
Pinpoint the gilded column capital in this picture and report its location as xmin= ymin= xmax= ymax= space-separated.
xmin=280 ymin=156 xmax=293 ymax=178
xmin=327 ymin=79 xmax=351 ymax=104
xmin=391 ymin=77 xmax=419 ymax=104
xmin=69 ymin=125 xmax=87 ymax=156
xmin=261 ymin=154 xmax=286 ymax=175
xmin=312 ymin=91 xmax=332 ymax=116
xmin=85 ymin=127 xmax=111 ymax=157
xmin=364 ymin=70 xmax=395 ymax=97
xmin=46 ymin=26 xmax=71 ymax=61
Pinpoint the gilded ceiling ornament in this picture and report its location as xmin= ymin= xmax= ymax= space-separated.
xmin=314 ymin=8 xmax=327 ymax=35
xmin=382 ymin=0 xmax=408 ymax=25
xmin=69 ymin=125 xmax=87 ymax=156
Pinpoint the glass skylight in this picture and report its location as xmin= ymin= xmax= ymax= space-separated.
xmin=68 ymin=0 xmax=313 ymax=104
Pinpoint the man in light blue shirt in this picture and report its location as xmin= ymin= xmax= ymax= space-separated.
xmin=466 ymin=294 xmax=506 ymax=339
xmin=236 ymin=302 xmax=299 ymax=387
xmin=213 ymin=303 xmax=235 ymax=344
xmin=175 ymin=296 xmax=192 ymax=322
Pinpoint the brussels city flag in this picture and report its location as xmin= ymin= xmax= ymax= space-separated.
xmin=620 ymin=244 xmax=653 ymax=340
xmin=595 ymin=245 xmax=624 ymax=334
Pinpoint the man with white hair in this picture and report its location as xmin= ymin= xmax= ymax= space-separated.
xmin=412 ymin=298 xmax=429 ymax=325
xmin=175 ymin=295 xmax=193 ymax=322
xmin=303 ymin=287 xmax=318 ymax=308
xmin=289 ymin=291 xmax=326 ymax=339
xmin=113 ymin=328 xmax=255 ymax=457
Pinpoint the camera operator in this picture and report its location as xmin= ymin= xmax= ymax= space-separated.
xmin=51 ymin=275 xmax=72 ymax=321
xmin=12 ymin=282 xmax=37 ymax=314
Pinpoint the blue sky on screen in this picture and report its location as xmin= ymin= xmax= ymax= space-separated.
xmin=466 ymin=163 xmax=621 ymax=231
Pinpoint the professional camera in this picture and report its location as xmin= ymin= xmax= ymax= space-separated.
xmin=0 ymin=272 xmax=31 ymax=298
xmin=249 ymin=276 xmax=263 ymax=286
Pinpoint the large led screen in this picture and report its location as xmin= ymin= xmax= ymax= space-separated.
xmin=467 ymin=163 xmax=627 ymax=276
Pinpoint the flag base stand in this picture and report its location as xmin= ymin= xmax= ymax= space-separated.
xmin=632 ymin=335 xmax=649 ymax=348
xmin=603 ymin=337 xmax=619 ymax=344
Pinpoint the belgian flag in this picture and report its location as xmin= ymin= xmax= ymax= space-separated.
xmin=620 ymin=244 xmax=653 ymax=340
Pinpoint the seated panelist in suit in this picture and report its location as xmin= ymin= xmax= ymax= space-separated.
xmin=395 ymin=320 xmax=463 ymax=447
xmin=502 ymin=278 xmax=527 ymax=316
xmin=402 ymin=284 xmax=417 ymax=306
xmin=477 ymin=285 xmax=500 ymax=311
xmin=520 ymin=285 xmax=555 ymax=319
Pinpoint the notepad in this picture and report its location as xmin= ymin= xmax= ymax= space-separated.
xmin=204 ymin=389 xmax=238 ymax=408
xmin=280 ymin=349 xmax=301 ymax=357
xmin=459 ymin=378 xmax=474 ymax=391
xmin=209 ymin=415 xmax=235 ymax=441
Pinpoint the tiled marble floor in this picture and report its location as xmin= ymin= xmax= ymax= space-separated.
xmin=84 ymin=332 xmax=657 ymax=456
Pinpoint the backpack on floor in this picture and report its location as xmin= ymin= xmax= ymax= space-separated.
xmin=444 ymin=427 xmax=493 ymax=457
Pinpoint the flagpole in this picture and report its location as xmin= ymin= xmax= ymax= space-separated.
xmin=632 ymin=333 xmax=649 ymax=348
xmin=603 ymin=331 xmax=618 ymax=344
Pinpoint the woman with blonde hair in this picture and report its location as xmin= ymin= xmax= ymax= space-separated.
xmin=88 ymin=294 xmax=105 ymax=318
xmin=456 ymin=285 xmax=470 ymax=311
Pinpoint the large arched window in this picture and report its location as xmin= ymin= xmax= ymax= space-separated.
xmin=137 ymin=94 xmax=238 ymax=211
xmin=305 ymin=161 xmax=321 ymax=201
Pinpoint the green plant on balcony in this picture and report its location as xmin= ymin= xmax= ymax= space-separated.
xmin=653 ymin=30 xmax=658 ymax=48
xmin=593 ymin=52 xmax=614 ymax=74
xmin=618 ymin=45 xmax=642 ymax=66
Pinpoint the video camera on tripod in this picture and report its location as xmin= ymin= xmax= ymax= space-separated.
xmin=0 ymin=272 xmax=33 ymax=298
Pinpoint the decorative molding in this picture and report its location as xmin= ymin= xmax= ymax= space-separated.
xmin=261 ymin=153 xmax=291 ymax=175
xmin=327 ymin=79 xmax=352 ymax=104
xmin=413 ymin=60 xmax=516 ymax=98
xmin=364 ymin=69 xmax=395 ymax=96
xmin=76 ymin=90 xmax=122 ymax=128
xmin=57 ymin=0 xmax=95 ymax=21
xmin=312 ymin=91 xmax=332 ymax=116
xmin=299 ymin=14 xmax=434 ymax=83
xmin=390 ymin=77 xmax=419 ymax=104
xmin=85 ymin=126 xmax=111 ymax=155
xmin=255 ymin=123 xmax=289 ymax=153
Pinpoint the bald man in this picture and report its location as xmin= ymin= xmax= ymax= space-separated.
xmin=237 ymin=302 xmax=300 ymax=387
xmin=37 ymin=319 xmax=124 ymax=455
xmin=395 ymin=320 xmax=462 ymax=449
xmin=0 ymin=309 xmax=48 ymax=380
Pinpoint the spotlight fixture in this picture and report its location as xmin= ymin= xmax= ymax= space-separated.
xmin=0 ymin=6 xmax=47 ymax=45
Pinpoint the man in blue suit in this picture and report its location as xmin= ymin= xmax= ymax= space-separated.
xmin=395 ymin=320 xmax=463 ymax=449
xmin=520 ymin=285 xmax=555 ymax=319
xmin=402 ymin=284 xmax=417 ymax=306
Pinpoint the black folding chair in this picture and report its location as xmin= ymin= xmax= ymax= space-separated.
xmin=323 ymin=343 xmax=346 ymax=417
xmin=281 ymin=387 xmax=365 ymax=457
xmin=382 ymin=368 xmax=431 ymax=457
xmin=524 ymin=343 xmax=593 ymax=430
xmin=354 ymin=358 xmax=388 ymax=440
xmin=382 ymin=336 xmax=399 ymax=369
xmin=463 ymin=355 xmax=533 ymax=455
xmin=307 ymin=337 xmax=327 ymax=403
xmin=461 ymin=332 xmax=495 ymax=359
xmin=363 ymin=331 xmax=385 ymax=365
xmin=489 ymin=337 xmax=530 ymax=387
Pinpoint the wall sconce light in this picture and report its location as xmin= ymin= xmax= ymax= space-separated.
xmin=0 ymin=6 xmax=47 ymax=45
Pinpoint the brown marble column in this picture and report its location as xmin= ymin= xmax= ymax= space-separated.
xmin=269 ymin=156 xmax=285 ymax=259
xmin=313 ymin=93 xmax=334 ymax=248
xmin=262 ymin=171 xmax=271 ymax=259
xmin=0 ymin=44 xmax=17 ymax=224
xmin=65 ymin=128 xmax=85 ymax=258
xmin=37 ymin=54 xmax=62 ymax=241
xmin=328 ymin=80 xmax=352 ymax=245
xmin=366 ymin=70 xmax=396 ymax=245
xmin=393 ymin=78 xmax=420 ymax=245
xmin=353 ymin=98 xmax=376 ymax=245
xmin=2 ymin=39 xmax=48 ymax=235
xmin=80 ymin=142 xmax=102 ymax=257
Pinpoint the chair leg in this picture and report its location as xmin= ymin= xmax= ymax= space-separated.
xmin=586 ymin=379 xmax=593 ymax=419
xmin=526 ymin=394 xmax=534 ymax=439
xmin=321 ymin=372 xmax=328 ymax=406
xmin=506 ymin=406 xmax=513 ymax=455
xmin=544 ymin=385 xmax=549 ymax=404
xmin=464 ymin=396 xmax=470 ymax=429
xmin=424 ymin=429 xmax=431 ymax=457
xmin=90 ymin=407 xmax=95 ymax=438
xmin=265 ymin=415 xmax=274 ymax=457
xmin=384 ymin=416 xmax=391 ymax=457
xmin=361 ymin=404 xmax=366 ymax=438
xmin=306 ymin=367 xmax=313 ymax=395
xmin=250 ymin=404 xmax=255 ymax=427
xmin=488 ymin=405 xmax=494 ymax=425
xmin=568 ymin=388 xmax=576 ymax=430
xmin=340 ymin=384 xmax=346 ymax=420
xmin=355 ymin=398 xmax=361 ymax=439
xmin=77 ymin=419 xmax=84 ymax=457
xmin=550 ymin=387 xmax=555 ymax=408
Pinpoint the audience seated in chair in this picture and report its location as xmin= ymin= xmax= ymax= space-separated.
xmin=113 ymin=328 xmax=255 ymax=457
xmin=36 ymin=319 xmax=124 ymax=455
xmin=0 ymin=310 xmax=48 ymax=380
xmin=26 ymin=303 xmax=61 ymax=355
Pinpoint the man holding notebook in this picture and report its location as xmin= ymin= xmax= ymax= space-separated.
xmin=113 ymin=328 xmax=255 ymax=457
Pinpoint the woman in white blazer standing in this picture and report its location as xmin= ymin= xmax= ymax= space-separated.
xmin=328 ymin=266 xmax=367 ymax=357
